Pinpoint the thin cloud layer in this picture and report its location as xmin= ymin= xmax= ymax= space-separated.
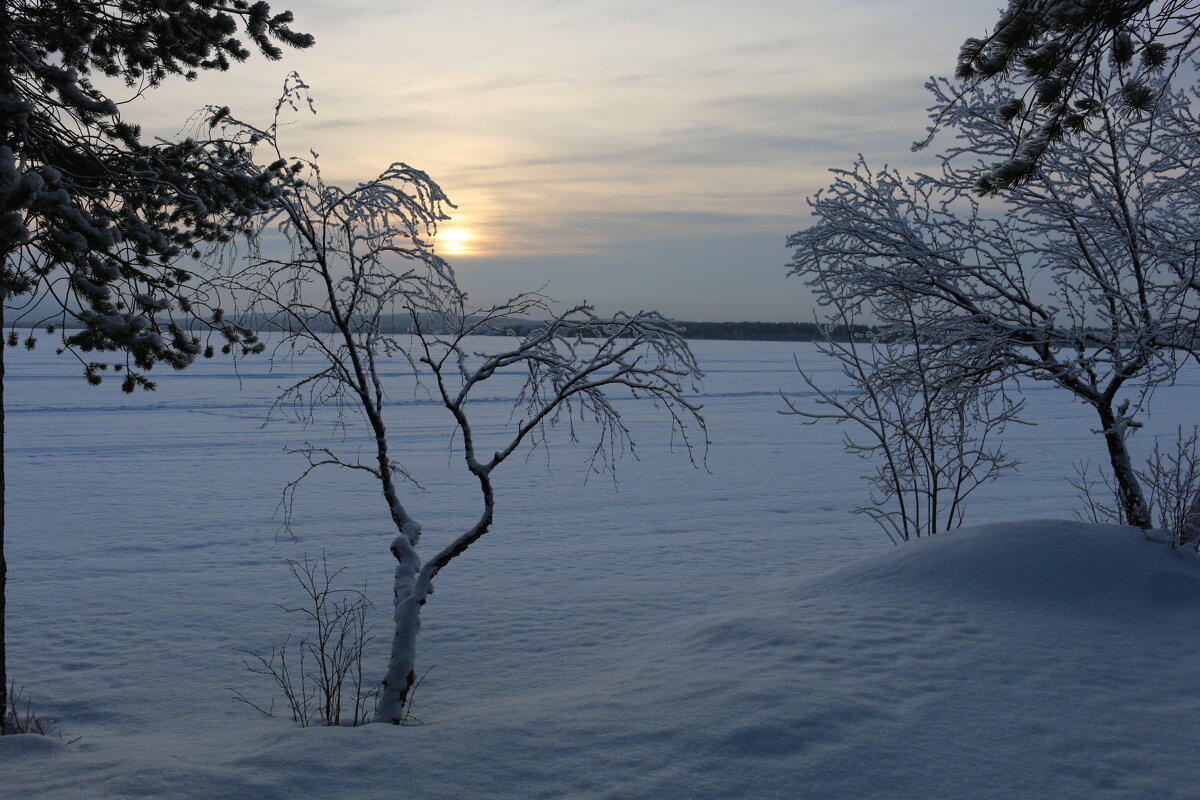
xmin=131 ymin=0 xmax=1001 ymax=320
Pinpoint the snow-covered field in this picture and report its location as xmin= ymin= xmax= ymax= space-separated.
xmin=2 ymin=337 xmax=1198 ymax=798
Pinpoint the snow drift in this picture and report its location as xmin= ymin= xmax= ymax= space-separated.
xmin=4 ymin=519 xmax=1197 ymax=799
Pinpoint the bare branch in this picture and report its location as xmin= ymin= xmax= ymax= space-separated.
xmin=791 ymin=73 xmax=1199 ymax=529
xmin=207 ymin=79 xmax=708 ymax=724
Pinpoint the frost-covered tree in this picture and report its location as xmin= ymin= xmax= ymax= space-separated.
xmin=782 ymin=301 xmax=1023 ymax=543
xmin=928 ymin=0 xmax=1200 ymax=191
xmin=0 ymin=0 xmax=311 ymax=729
xmin=212 ymin=78 xmax=707 ymax=724
xmin=790 ymin=74 xmax=1200 ymax=530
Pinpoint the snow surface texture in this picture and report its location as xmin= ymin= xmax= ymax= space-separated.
xmin=2 ymin=338 xmax=1197 ymax=799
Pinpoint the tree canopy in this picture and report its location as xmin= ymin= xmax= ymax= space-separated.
xmin=0 ymin=0 xmax=313 ymax=386
xmin=925 ymin=0 xmax=1200 ymax=192
xmin=794 ymin=70 xmax=1200 ymax=529
xmin=1 ymin=0 xmax=311 ymax=732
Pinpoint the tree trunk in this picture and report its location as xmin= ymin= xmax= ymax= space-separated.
xmin=375 ymin=535 xmax=427 ymax=725
xmin=1 ymin=302 xmax=7 ymax=728
xmin=1097 ymin=403 xmax=1152 ymax=529
xmin=1 ymin=0 xmax=12 ymax=730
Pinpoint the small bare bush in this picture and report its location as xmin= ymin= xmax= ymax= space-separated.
xmin=231 ymin=553 xmax=378 ymax=726
xmin=3 ymin=682 xmax=71 ymax=740
xmin=1142 ymin=427 xmax=1200 ymax=547
xmin=1071 ymin=460 xmax=1126 ymax=527
xmin=1073 ymin=426 xmax=1200 ymax=549
xmin=783 ymin=306 xmax=1022 ymax=543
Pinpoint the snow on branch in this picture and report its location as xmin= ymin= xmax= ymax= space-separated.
xmin=209 ymin=76 xmax=708 ymax=724
xmin=790 ymin=73 xmax=1200 ymax=530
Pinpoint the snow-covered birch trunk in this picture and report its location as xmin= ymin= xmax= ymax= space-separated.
xmin=212 ymin=79 xmax=706 ymax=722
xmin=377 ymin=529 xmax=426 ymax=724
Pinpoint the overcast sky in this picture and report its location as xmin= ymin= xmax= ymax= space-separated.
xmin=138 ymin=0 xmax=1004 ymax=321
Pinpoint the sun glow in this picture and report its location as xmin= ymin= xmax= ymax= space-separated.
xmin=435 ymin=227 xmax=474 ymax=256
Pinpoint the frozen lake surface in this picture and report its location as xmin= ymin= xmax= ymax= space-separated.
xmin=2 ymin=336 xmax=1198 ymax=798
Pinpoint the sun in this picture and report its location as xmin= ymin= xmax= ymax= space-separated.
xmin=435 ymin=227 xmax=473 ymax=256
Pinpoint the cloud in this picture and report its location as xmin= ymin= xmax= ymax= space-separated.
xmin=123 ymin=0 xmax=1005 ymax=320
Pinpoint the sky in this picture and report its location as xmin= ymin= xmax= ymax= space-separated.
xmin=134 ymin=0 xmax=1006 ymax=322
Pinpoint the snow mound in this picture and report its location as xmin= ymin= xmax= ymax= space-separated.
xmin=3 ymin=520 xmax=1198 ymax=799
xmin=789 ymin=518 xmax=1200 ymax=614
xmin=651 ymin=520 xmax=1200 ymax=799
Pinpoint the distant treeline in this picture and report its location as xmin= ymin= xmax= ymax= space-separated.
xmin=361 ymin=317 xmax=876 ymax=342
xmin=49 ymin=313 xmax=875 ymax=342
xmin=669 ymin=321 xmax=873 ymax=342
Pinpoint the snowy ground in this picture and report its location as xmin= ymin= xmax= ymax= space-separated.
xmin=2 ymin=337 xmax=1197 ymax=798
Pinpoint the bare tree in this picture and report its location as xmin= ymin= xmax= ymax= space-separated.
xmin=783 ymin=301 xmax=1022 ymax=543
xmin=213 ymin=77 xmax=707 ymax=724
xmin=790 ymin=73 xmax=1200 ymax=529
